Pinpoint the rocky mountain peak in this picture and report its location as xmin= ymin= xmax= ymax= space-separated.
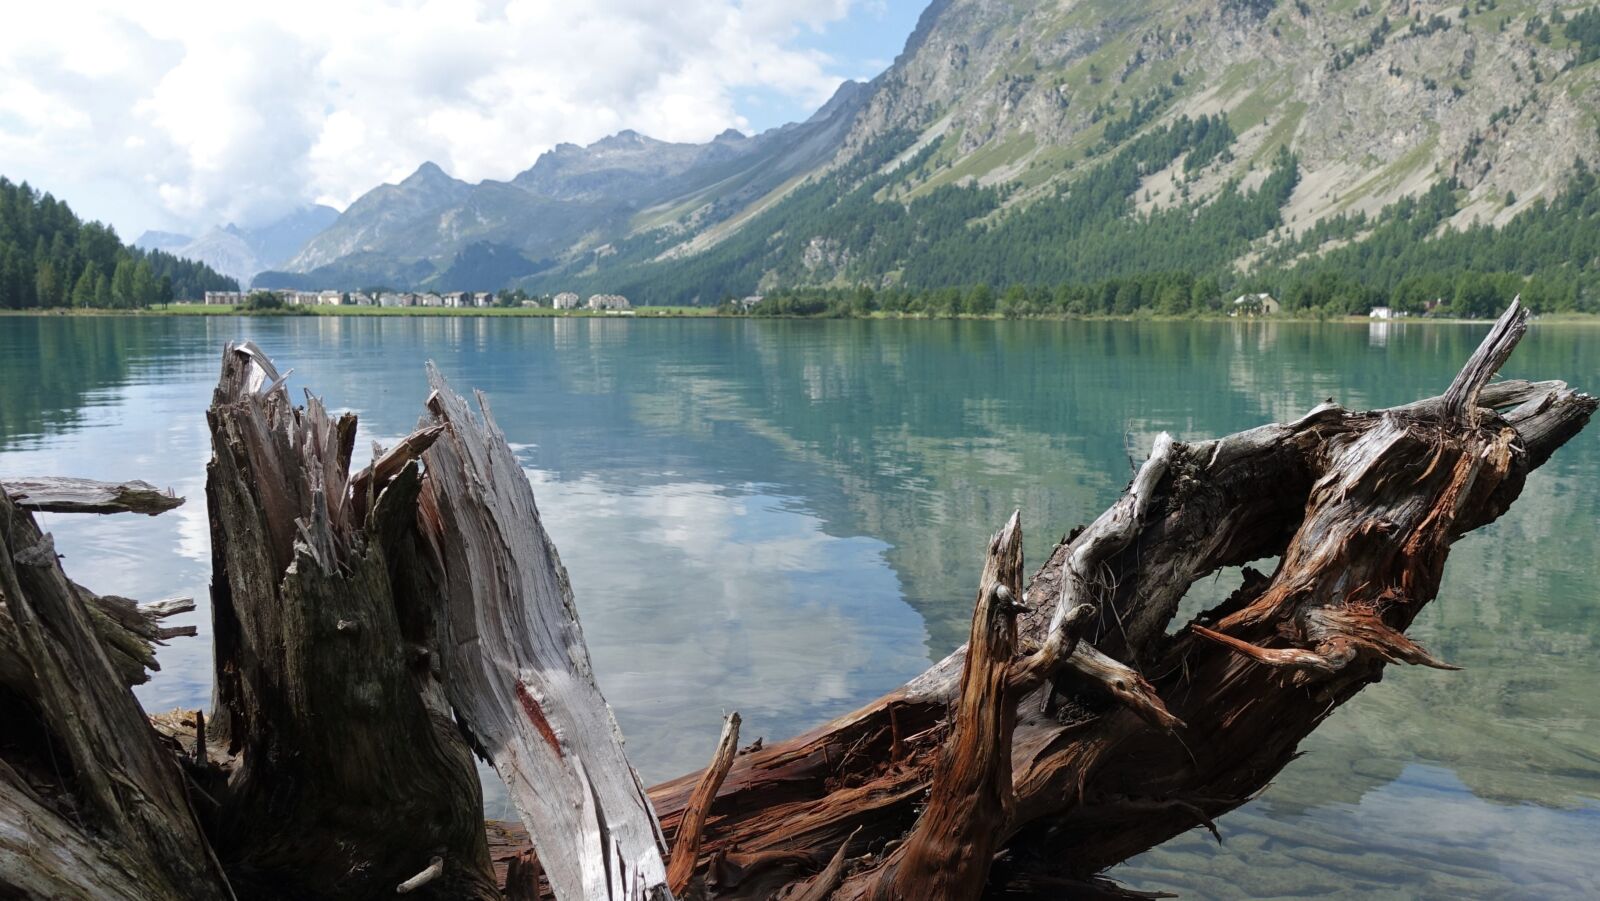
xmin=400 ymin=161 xmax=456 ymax=188
xmin=274 ymin=0 xmax=1600 ymax=301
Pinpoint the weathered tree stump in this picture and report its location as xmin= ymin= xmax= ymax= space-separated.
xmin=0 ymin=488 xmax=228 ymax=900
xmin=0 ymin=302 xmax=1591 ymax=901
xmin=202 ymin=344 xmax=496 ymax=899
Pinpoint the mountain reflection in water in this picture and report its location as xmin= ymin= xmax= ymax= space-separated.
xmin=1 ymin=315 xmax=1595 ymax=899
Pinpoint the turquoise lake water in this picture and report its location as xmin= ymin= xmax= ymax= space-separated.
xmin=0 ymin=315 xmax=1595 ymax=898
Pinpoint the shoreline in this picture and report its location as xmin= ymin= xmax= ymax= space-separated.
xmin=1 ymin=306 xmax=1596 ymax=325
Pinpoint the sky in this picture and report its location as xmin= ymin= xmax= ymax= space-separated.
xmin=0 ymin=0 xmax=925 ymax=240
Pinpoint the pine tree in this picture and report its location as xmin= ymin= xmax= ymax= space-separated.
xmin=72 ymin=263 xmax=97 ymax=307
xmin=34 ymin=261 xmax=58 ymax=308
xmin=111 ymin=258 xmax=136 ymax=307
xmin=131 ymin=259 xmax=155 ymax=307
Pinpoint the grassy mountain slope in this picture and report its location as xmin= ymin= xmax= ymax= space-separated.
xmin=536 ymin=0 xmax=1600 ymax=310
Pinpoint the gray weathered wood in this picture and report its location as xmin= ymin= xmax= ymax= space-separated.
xmin=4 ymin=306 xmax=1592 ymax=900
xmin=3 ymin=476 xmax=183 ymax=515
xmin=418 ymin=365 xmax=672 ymax=901
xmin=202 ymin=342 xmax=497 ymax=899
xmin=623 ymin=303 xmax=1594 ymax=898
xmin=0 ymin=488 xmax=229 ymax=901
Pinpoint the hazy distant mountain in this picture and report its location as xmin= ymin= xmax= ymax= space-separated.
xmin=273 ymin=0 xmax=1600 ymax=301
xmin=136 ymin=204 xmax=339 ymax=287
xmin=133 ymin=230 xmax=193 ymax=255
xmin=171 ymin=227 xmax=261 ymax=288
xmin=243 ymin=205 xmax=341 ymax=269
xmin=269 ymin=79 xmax=869 ymax=290
xmin=282 ymin=164 xmax=472 ymax=274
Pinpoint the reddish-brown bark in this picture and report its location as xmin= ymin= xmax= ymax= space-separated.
xmin=2 ymin=304 xmax=1592 ymax=901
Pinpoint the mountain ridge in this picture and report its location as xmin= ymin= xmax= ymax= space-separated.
xmin=269 ymin=0 xmax=1600 ymax=308
xmin=262 ymin=77 xmax=872 ymax=291
xmin=134 ymin=204 xmax=339 ymax=287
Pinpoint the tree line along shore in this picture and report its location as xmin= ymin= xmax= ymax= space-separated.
xmin=7 ymin=164 xmax=1598 ymax=320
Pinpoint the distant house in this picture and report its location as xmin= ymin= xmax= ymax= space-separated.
xmin=204 ymin=291 xmax=246 ymax=305
xmin=319 ymin=290 xmax=342 ymax=306
xmin=735 ymin=294 xmax=764 ymax=311
xmin=553 ymin=292 xmax=582 ymax=310
xmin=1369 ymin=306 xmax=1397 ymax=319
xmin=473 ymin=292 xmax=494 ymax=308
xmin=1231 ymin=293 xmax=1280 ymax=316
xmin=586 ymin=293 xmax=631 ymax=311
xmin=348 ymin=292 xmax=374 ymax=306
xmin=419 ymin=293 xmax=443 ymax=307
xmin=442 ymin=291 xmax=467 ymax=308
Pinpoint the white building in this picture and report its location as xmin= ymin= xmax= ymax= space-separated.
xmin=473 ymin=292 xmax=494 ymax=308
xmin=1231 ymin=293 xmax=1280 ymax=316
xmin=204 ymin=291 xmax=247 ymax=305
xmin=553 ymin=292 xmax=582 ymax=310
xmin=1369 ymin=306 xmax=1404 ymax=319
xmin=319 ymin=290 xmax=342 ymax=306
xmin=586 ymin=293 xmax=631 ymax=311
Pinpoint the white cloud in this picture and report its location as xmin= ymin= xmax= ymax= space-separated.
xmin=0 ymin=0 xmax=861 ymax=236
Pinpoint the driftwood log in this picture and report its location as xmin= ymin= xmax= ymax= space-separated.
xmin=4 ymin=476 xmax=183 ymax=516
xmin=0 ymin=302 xmax=1592 ymax=900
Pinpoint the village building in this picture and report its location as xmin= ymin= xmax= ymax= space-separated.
xmin=1368 ymin=306 xmax=1403 ymax=320
xmin=205 ymin=288 xmax=503 ymax=309
xmin=1230 ymin=293 xmax=1280 ymax=316
xmin=586 ymin=294 xmax=631 ymax=311
xmin=553 ymin=292 xmax=582 ymax=310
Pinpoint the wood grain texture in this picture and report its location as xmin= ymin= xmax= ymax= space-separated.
xmin=202 ymin=342 xmax=495 ymax=899
xmin=418 ymin=365 xmax=671 ymax=901
xmin=2 ymin=306 xmax=1591 ymax=901
xmin=0 ymin=490 xmax=229 ymax=901
xmin=3 ymin=476 xmax=183 ymax=515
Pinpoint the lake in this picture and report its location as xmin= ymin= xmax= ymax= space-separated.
xmin=1 ymin=314 xmax=1595 ymax=898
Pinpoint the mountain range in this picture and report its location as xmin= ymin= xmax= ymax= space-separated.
xmin=135 ymin=205 xmax=339 ymax=288
xmin=250 ymin=0 xmax=1599 ymax=306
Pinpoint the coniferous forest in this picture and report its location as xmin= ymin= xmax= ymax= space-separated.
xmin=0 ymin=178 xmax=237 ymax=310
xmin=539 ymin=117 xmax=1600 ymax=318
xmin=7 ymin=121 xmax=1600 ymax=318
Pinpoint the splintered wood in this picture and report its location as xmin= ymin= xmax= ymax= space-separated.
xmin=1 ymin=304 xmax=1592 ymax=901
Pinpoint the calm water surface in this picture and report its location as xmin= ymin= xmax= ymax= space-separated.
xmin=1 ymin=315 xmax=1595 ymax=898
